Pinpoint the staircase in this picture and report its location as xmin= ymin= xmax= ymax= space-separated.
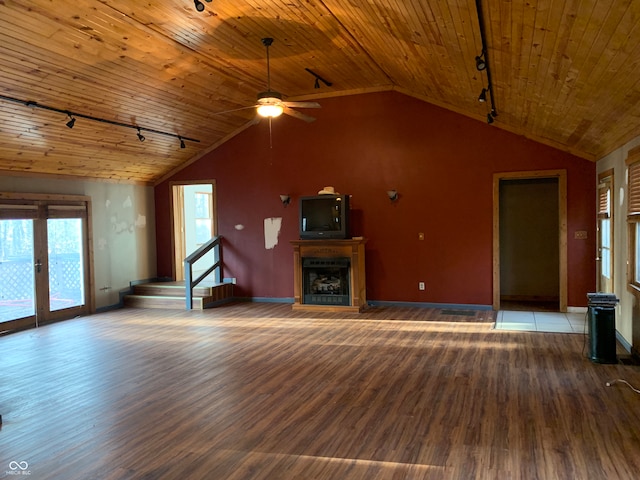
xmin=123 ymin=281 xmax=233 ymax=310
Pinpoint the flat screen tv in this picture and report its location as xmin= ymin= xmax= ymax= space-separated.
xmin=299 ymin=194 xmax=350 ymax=240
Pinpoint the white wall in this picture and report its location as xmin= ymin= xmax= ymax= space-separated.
xmin=0 ymin=175 xmax=156 ymax=310
xmin=596 ymin=134 xmax=640 ymax=346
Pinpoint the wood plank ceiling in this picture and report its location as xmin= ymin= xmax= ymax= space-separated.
xmin=1 ymin=0 xmax=640 ymax=184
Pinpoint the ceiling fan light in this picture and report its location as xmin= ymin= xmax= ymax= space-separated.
xmin=257 ymin=103 xmax=284 ymax=118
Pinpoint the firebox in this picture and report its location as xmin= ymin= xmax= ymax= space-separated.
xmin=302 ymin=257 xmax=350 ymax=306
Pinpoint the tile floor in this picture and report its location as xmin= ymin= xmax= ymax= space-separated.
xmin=495 ymin=309 xmax=588 ymax=333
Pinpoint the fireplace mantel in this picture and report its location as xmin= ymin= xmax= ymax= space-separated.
xmin=291 ymin=238 xmax=367 ymax=312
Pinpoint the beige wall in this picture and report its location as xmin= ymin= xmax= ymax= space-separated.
xmin=0 ymin=175 xmax=156 ymax=310
xmin=596 ymin=134 xmax=640 ymax=346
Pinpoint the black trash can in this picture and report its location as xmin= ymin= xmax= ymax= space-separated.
xmin=588 ymin=305 xmax=617 ymax=364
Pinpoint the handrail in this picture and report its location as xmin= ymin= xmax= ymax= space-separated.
xmin=184 ymin=235 xmax=223 ymax=310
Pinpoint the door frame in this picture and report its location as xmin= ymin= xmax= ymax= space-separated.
xmin=492 ymin=170 xmax=567 ymax=311
xmin=0 ymin=192 xmax=95 ymax=329
xmin=169 ymin=180 xmax=217 ymax=281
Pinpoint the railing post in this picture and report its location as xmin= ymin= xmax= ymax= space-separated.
xmin=184 ymin=261 xmax=192 ymax=310
xmin=214 ymin=241 xmax=222 ymax=284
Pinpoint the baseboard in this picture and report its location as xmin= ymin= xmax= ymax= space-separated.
xmin=368 ymin=300 xmax=493 ymax=311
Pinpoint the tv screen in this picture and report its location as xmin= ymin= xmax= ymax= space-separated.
xmin=299 ymin=195 xmax=350 ymax=239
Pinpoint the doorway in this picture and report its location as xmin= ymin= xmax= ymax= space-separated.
xmin=0 ymin=194 xmax=93 ymax=333
xmin=171 ymin=181 xmax=217 ymax=281
xmin=493 ymin=170 xmax=567 ymax=312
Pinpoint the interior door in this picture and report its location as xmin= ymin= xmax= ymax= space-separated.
xmin=0 ymin=197 xmax=92 ymax=332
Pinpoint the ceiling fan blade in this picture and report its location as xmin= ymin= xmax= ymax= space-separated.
xmin=282 ymin=101 xmax=321 ymax=109
xmin=210 ymin=105 xmax=257 ymax=116
xmin=282 ymin=106 xmax=316 ymax=123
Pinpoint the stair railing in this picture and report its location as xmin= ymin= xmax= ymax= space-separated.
xmin=184 ymin=235 xmax=223 ymax=310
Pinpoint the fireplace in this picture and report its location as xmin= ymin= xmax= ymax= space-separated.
xmin=291 ymin=238 xmax=367 ymax=312
xmin=303 ymin=257 xmax=350 ymax=306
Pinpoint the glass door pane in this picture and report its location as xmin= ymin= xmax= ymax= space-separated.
xmin=47 ymin=218 xmax=85 ymax=312
xmin=0 ymin=219 xmax=36 ymax=323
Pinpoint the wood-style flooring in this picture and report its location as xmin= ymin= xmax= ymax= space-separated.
xmin=1 ymin=303 xmax=639 ymax=479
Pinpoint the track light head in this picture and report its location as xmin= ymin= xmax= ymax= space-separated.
xmin=66 ymin=115 xmax=76 ymax=128
xmin=194 ymin=0 xmax=205 ymax=12
xmin=137 ymin=128 xmax=145 ymax=142
xmin=478 ymin=88 xmax=487 ymax=103
xmin=487 ymin=113 xmax=494 ymax=124
xmin=475 ymin=54 xmax=487 ymax=71
xmin=179 ymin=137 xmax=186 ymax=149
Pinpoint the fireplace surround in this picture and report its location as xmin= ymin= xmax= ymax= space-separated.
xmin=291 ymin=238 xmax=367 ymax=312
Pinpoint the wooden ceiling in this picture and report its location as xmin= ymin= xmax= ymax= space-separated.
xmin=1 ymin=0 xmax=640 ymax=185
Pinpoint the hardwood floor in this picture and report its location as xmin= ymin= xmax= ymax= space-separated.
xmin=1 ymin=303 xmax=639 ymax=479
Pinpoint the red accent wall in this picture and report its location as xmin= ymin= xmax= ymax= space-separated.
xmin=155 ymin=91 xmax=596 ymax=307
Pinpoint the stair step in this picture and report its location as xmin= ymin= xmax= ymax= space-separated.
xmin=131 ymin=282 xmax=214 ymax=297
xmin=124 ymin=294 xmax=205 ymax=310
xmin=124 ymin=282 xmax=233 ymax=310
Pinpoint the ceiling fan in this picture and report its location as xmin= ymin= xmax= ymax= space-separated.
xmin=213 ymin=38 xmax=321 ymax=123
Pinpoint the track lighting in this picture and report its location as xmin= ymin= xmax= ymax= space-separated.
xmin=475 ymin=0 xmax=498 ymax=123
xmin=136 ymin=128 xmax=145 ymax=142
xmin=0 ymin=93 xmax=200 ymax=145
xmin=305 ymin=68 xmax=333 ymax=89
xmin=179 ymin=136 xmax=186 ymax=149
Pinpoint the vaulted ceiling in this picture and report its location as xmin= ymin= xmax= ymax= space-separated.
xmin=1 ymin=0 xmax=639 ymax=185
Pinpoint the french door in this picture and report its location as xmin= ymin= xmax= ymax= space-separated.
xmin=0 ymin=195 xmax=92 ymax=333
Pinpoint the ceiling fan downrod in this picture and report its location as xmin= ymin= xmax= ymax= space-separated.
xmin=261 ymin=37 xmax=274 ymax=93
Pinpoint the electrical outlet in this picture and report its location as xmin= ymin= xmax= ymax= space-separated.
xmin=419 ymin=282 xmax=425 ymax=291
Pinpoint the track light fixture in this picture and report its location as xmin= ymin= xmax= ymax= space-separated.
xmin=179 ymin=136 xmax=186 ymax=149
xmin=475 ymin=53 xmax=487 ymax=71
xmin=478 ymin=88 xmax=487 ymax=103
xmin=387 ymin=190 xmax=399 ymax=202
xmin=136 ymin=128 xmax=145 ymax=142
xmin=487 ymin=113 xmax=494 ymax=124
xmin=305 ymin=68 xmax=333 ymax=89
xmin=0 ymin=94 xmax=200 ymax=146
xmin=194 ymin=0 xmax=212 ymax=12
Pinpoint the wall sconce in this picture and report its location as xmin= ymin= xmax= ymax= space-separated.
xmin=387 ymin=190 xmax=399 ymax=202
xmin=280 ymin=194 xmax=291 ymax=207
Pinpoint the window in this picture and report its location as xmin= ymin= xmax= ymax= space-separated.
xmin=627 ymin=146 xmax=640 ymax=290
